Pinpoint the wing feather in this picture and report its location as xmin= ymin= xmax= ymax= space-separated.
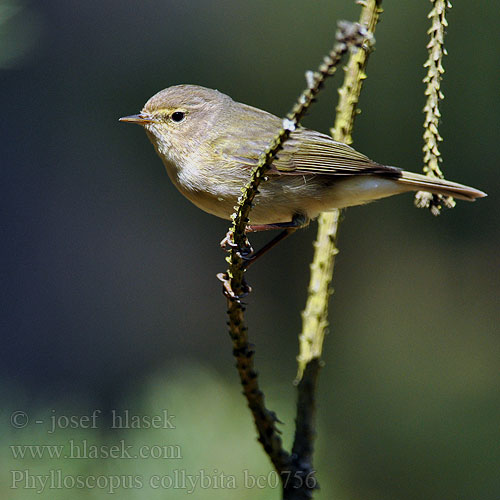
xmin=210 ymin=102 xmax=401 ymax=179
xmin=273 ymin=128 xmax=401 ymax=178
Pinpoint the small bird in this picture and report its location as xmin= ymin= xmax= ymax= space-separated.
xmin=120 ymin=85 xmax=486 ymax=232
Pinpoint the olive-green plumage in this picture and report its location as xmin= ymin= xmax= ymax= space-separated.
xmin=120 ymin=85 xmax=486 ymax=227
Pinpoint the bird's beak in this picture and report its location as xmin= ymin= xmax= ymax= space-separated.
xmin=119 ymin=113 xmax=155 ymax=125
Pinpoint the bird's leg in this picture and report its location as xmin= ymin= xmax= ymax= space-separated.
xmin=240 ymin=227 xmax=296 ymax=269
xmin=241 ymin=214 xmax=309 ymax=269
xmin=218 ymin=214 xmax=308 ymax=300
xmin=220 ymin=230 xmax=253 ymax=257
xmin=220 ymin=214 xmax=309 ymax=260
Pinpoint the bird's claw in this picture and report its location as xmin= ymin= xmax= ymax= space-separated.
xmin=220 ymin=230 xmax=254 ymax=258
xmin=220 ymin=231 xmax=238 ymax=250
xmin=239 ymin=252 xmax=256 ymax=263
xmin=216 ymin=272 xmax=252 ymax=301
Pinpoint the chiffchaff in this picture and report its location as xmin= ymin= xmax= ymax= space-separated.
xmin=120 ymin=85 xmax=486 ymax=230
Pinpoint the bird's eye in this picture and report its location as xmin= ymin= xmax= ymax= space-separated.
xmin=171 ymin=111 xmax=185 ymax=123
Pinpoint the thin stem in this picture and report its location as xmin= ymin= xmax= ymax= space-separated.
xmin=415 ymin=0 xmax=454 ymax=215
xmin=290 ymin=3 xmax=383 ymax=499
xmin=297 ymin=0 xmax=382 ymax=378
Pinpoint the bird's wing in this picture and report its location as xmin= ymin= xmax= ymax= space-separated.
xmin=210 ymin=103 xmax=400 ymax=178
xmin=272 ymin=128 xmax=402 ymax=178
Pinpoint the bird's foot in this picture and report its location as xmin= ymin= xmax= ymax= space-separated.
xmin=216 ymin=272 xmax=252 ymax=301
xmin=220 ymin=230 xmax=254 ymax=259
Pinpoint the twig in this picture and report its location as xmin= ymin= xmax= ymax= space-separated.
xmin=415 ymin=0 xmax=454 ymax=215
xmin=297 ymin=0 xmax=382 ymax=380
xmin=291 ymin=2 xmax=383 ymax=498
xmin=221 ymin=21 xmax=369 ymax=483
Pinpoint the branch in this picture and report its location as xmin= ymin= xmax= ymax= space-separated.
xmin=415 ymin=0 xmax=454 ymax=215
xmin=220 ymin=21 xmax=369 ymax=481
xmin=290 ymin=1 xmax=383 ymax=498
xmin=296 ymin=0 xmax=382 ymax=379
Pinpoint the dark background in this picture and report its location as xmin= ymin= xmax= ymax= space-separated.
xmin=2 ymin=1 xmax=499 ymax=499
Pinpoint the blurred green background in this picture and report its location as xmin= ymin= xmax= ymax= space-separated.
xmin=1 ymin=1 xmax=499 ymax=498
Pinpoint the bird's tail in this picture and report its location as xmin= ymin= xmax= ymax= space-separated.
xmin=398 ymin=171 xmax=487 ymax=201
